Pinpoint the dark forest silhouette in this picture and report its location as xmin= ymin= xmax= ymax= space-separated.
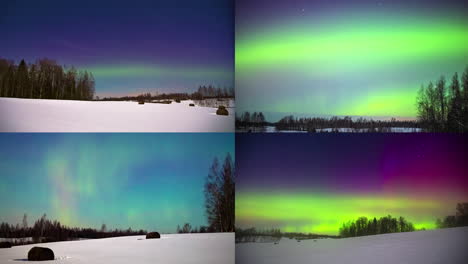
xmin=436 ymin=203 xmax=468 ymax=228
xmin=98 ymin=85 xmax=235 ymax=102
xmin=236 ymin=113 xmax=419 ymax=132
xmin=235 ymin=227 xmax=338 ymax=243
xmin=339 ymin=215 xmax=415 ymax=238
xmin=175 ymin=223 xmax=210 ymax=234
xmin=0 ymin=58 xmax=95 ymax=100
xmin=0 ymin=214 xmax=146 ymax=246
xmin=417 ymin=67 xmax=468 ymax=132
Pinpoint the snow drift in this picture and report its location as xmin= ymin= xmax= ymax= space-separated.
xmin=236 ymin=227 xmax=468 ymax=264
xmin=0 ymin=233 xmax=234 ymax=264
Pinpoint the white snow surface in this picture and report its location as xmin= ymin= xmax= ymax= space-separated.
xmin=0 ymin=233 xmax=234 ymax=264
xmin=236 ymin=227 xmax=468 ymax=264
xmin=0 ymin=98 xmax=234 ymax=132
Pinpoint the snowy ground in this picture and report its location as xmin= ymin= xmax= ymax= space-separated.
xmin=236 ymin=227 xmax=468 ymax=264
xmin=0 ymin=98 xmax=234 ymax=132
xmin=0 ymin=233 xmax=234 ymax=264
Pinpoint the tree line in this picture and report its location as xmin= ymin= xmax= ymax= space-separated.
xmin=339 ymin=215 xmax=415 ymax=238
xmin=236 ymin=112 xmax=267 ymax=127
xmin=99 ymin=85 xmax=235 ymax=102
xmin=98 ymin=92 xmax=190 ymax=102
xmin=436 ymin=203 xmax=468 ymax=228
xmin=235 ymin=227 xmax=338 ymax=243
xmin=0 ymin=214 xmax=146 ymax=246
xmin=192 ymin=85 xmax=235 ymax=99
xmin=275 ymin=116 xmax=419 ymax=132
xmin=176 ymin=223 xmax=211 ymax=234
xmin=417 ymin=66 xmax=468 ymax=132
xmin=0 ymin=58 xmax=95 ymax=100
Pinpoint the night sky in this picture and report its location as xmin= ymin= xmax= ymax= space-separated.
xmin=236 ymin=133 xmax=468 ymax=235
xmin=0 ymin=133 xmax=234 ymax=233
xmin=0 ymin=0 xmax=234 ymax=97
xmin=236 ymin=0 xmax=468 ymax=120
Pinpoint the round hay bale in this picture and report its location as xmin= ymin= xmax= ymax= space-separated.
xmin=189 ymin=103 xmax=195 ymax=107
xmin=0 ymin=242 xmax=12 ymax=248
xmin=216 ymin=106 xmax=229 ymax=116
xmin=146 ymin=232 xmax=161 ymax=239
xmin=28 ymin=247 xmax=55 ymax=261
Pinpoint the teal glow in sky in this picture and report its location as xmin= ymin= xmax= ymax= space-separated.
xmin=0 ymin=133 xmax=234 ymax=233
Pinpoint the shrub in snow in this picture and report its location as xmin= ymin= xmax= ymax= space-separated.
xmin=146 ymin=232 xmax=161 ymax=239
xmin=138 ymin=100 xmax=145 ymax=105
xmin=216 ymin=106 xmax=229 ymax=116
xmin=28 ymin=247 xmax=54 ymax=261
xmin=0 ymin=242 xmax=12 ymax=248
xmin=175 ymin=99 xmax=181 ymax=103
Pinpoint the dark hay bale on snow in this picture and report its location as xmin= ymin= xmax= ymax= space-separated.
xmin=216 ymin=106 xmax=229 ymax=116
xmin=146 ymin=232 xmax=161 ymax=239
xmin=0 ymin=242 xmax=12 ymax=248
xmin=28 ymin=247 xmax=55 ymax=261
xmin=189 ymin=103 xmax=195 ymax=107
xmin=138 ymin=100 xmax=145 ymax=105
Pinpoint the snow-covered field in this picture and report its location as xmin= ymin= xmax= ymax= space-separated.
xmin=0 ymin=233 xmax=234 ymax=264
xmin=236 ymin=227 xmax=468 ymax=264
xmin=0 ymin=98 xmax=234 ymax=132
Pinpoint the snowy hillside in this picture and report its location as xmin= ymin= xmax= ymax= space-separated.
xmin=0 ymin=233 xmax=234 ymax=264
xmin=0 ymin=98 xmax=234 ymax=132
xmin=236 ymin=227 xmax=468 ymax=264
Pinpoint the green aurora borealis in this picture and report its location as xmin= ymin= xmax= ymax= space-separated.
xmin=235 ymin=133 xmax=468 ymax=235
xmin=236 ymin=4 xmax=468 ymax=119
xmin=0 ymin=133 xmax=234 ymax=233
xmin=1 ymin=0 xmax=234 ymax=97
xmin=236 ymin=192 xmax=450 ymax=234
